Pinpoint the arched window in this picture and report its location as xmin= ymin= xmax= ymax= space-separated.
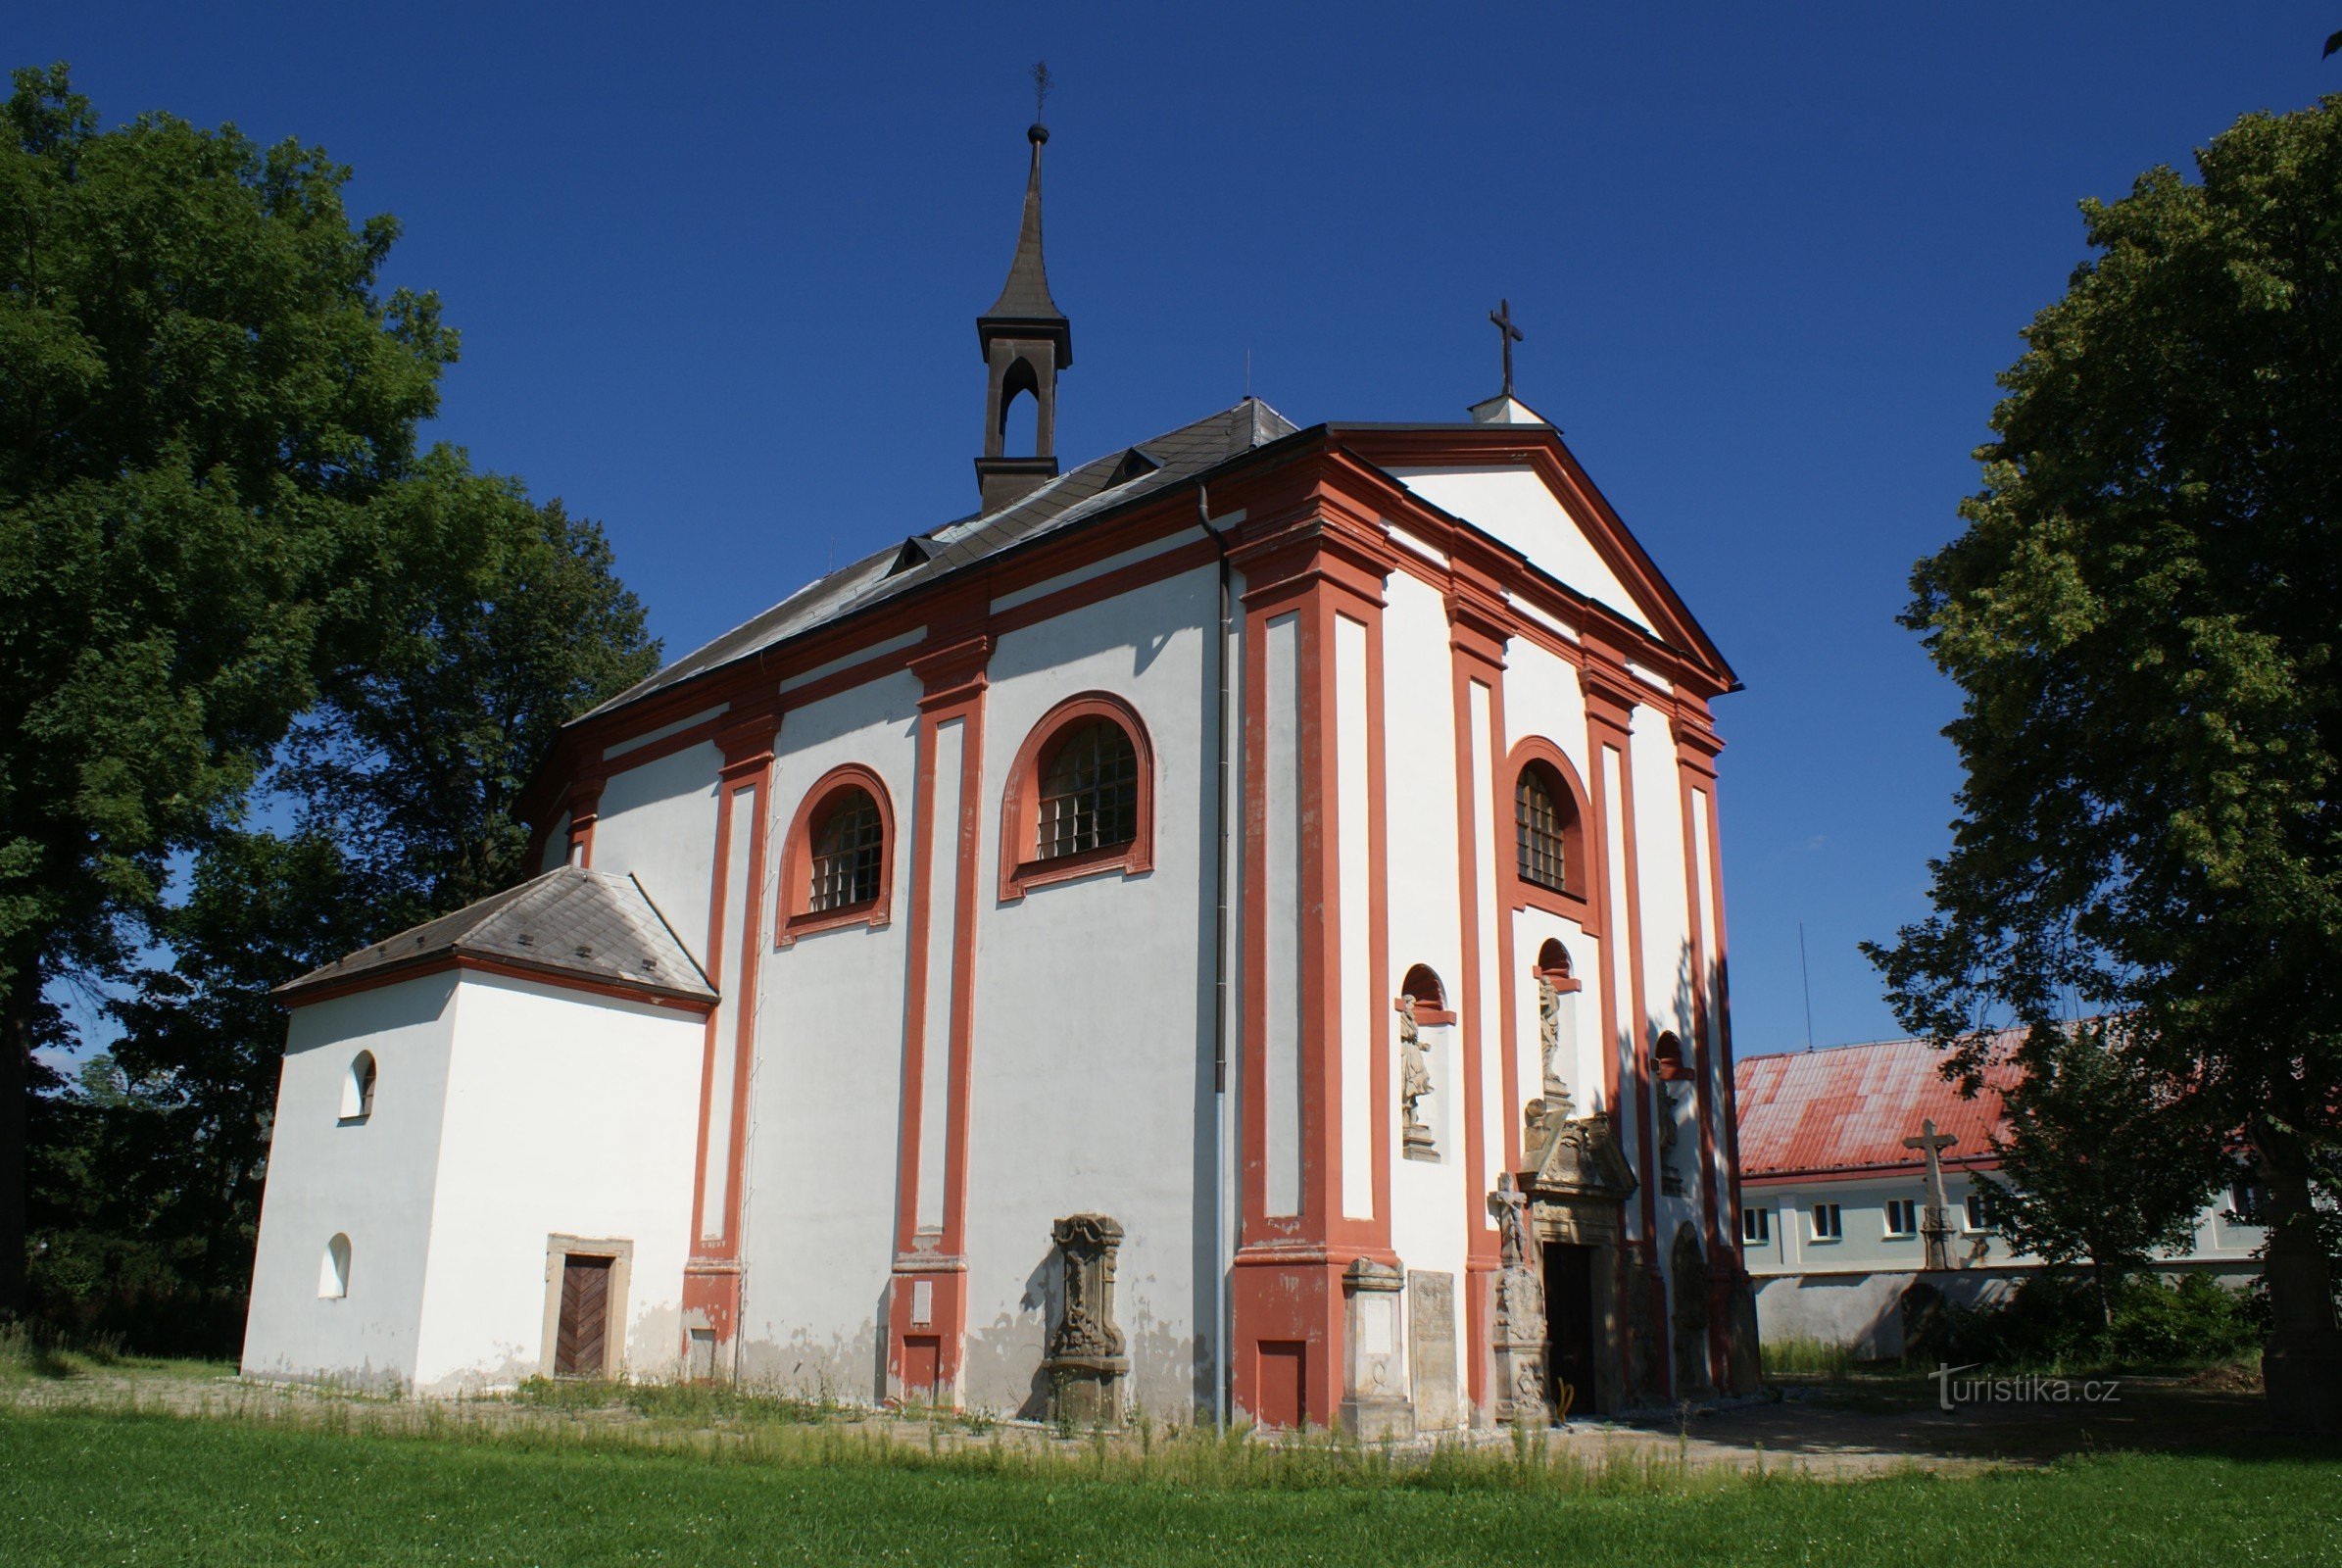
xmin=1504 ymin=740 xmax=1595 ymax=925
xmin=1516 ymin=764 xmax=1571 ymax=892
xmin=339 ymin=1052 xmax=376 ymax=1122
xmin=777 ymin=765 xmax=897 ymax=946
xmin=319 ymin=1234 xmax=351 ymax=1299
xmin=1037 ymin=720 xmax=1139 ymax=859
xmin=1000 ymin=694 xmax=1155 ymax=900
xmin=809 ymin=788 xmax=885 ymax=911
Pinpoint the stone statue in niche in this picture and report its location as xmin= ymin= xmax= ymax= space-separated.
xmin=1657 ymin=1082 xmax=1685 ymax=1197
xmin=1488 ymin=1173 xmax=1548 ymax=1427
xmin=1537 ymin=974 xmax=1566 ymax=1096
xmin=1398 ymin=995 xmax=1438 ymax=1159
xmin=1044 ymin=1213 xmax=1128 ymax=1425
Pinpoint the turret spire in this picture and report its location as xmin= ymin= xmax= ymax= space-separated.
xmin=975 ymin=70 xmax=1073 ymax=513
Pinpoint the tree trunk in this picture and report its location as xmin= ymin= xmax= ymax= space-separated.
xmin=0 ymin=964 xmax=30 ymax=1321
xmin=2257 ymin=1141 xmax=2342 ymax=1437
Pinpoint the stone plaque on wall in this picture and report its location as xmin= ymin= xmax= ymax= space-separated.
xmin=1407 ymin=1270 xmax=1459 ymax=1431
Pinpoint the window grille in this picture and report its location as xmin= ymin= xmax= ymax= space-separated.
xmin=1036 ymin=720 xmax=1138 ymax=859
xmin=1516 ymin=767 xmax=1569 ymax=892
xmin=809 ymin=789 xmax=885 ymax=911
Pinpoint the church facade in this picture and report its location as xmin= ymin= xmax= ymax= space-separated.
xmin=242 ymin=122 xmax=1756 ymax=1429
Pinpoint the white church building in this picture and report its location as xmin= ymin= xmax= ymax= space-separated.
xmin=243 ymin=121 xmax=1756 ymax=1430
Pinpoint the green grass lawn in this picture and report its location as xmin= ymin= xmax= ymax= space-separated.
xmin=3 ymin=1408 xmax=2338 ymax=1567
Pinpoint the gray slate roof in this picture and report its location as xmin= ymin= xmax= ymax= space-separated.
xmin=579 ymin=398 xmax=1299 ymax=722
xmin=277 ymin=866 xmax=715 ymax=1006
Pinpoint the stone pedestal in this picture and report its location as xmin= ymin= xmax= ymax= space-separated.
xmin=1043 ymin=1214 xmax=1128 ymax=1427
xmin=1340 ymin=1257 xmax=1413 ymax=1440
xmin=1488 ymin=1175 xmax=1549 ymax=1428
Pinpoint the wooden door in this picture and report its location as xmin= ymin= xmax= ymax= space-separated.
xmin=555 ymin=1254 xmax=613 ymax=1378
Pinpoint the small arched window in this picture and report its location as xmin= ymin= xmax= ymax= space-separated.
xmin=339 ymin=1052 xmax=376 ymax=1122
xmin=1000 ymin=694 xmax=1156 ymax=900
xmin=777 ymin=765 xmax=897 ymax=946
xmin=319 ymin=1234 xmax=352 ymax=1299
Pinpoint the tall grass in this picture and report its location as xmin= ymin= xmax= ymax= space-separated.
xmin=9 ymin=1371 xmax=1804 ymax=1498
xmin=1760 ymin=1336 xmax=1861 ymax=1378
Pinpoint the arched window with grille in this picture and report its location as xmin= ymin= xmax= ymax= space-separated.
xmin=1037 ymin=719 xmax=1139 ymax=859
xmin=1516 ymin=764 xmax=1571 ymax=892
xmin=809 ymin=788 xmax=886 ymax=910
xmin=1503 ymin=740 xmax=1594 ymax=924
xmin=1000 ymin=694 xmax=1155 ymax=900
xmin=777 ymin=765 xmax=897 ymax=946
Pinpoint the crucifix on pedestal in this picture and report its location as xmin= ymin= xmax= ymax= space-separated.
xmin=1902 ymin=1117 xmax=1960 ymax=1272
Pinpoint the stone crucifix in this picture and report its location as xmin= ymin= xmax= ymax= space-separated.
xmin=1902 ymin=1117 xmax=1959 ymax=1272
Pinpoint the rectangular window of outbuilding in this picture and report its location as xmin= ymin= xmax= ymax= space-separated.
xmin=1740 ymin=1206 xmax=1771 ymax=1246
xmin=1965 ymin=1192 xmax=1997 ymax=1232
xmin=1810 ymin=1203 xmax=1843 ymax=1242
xmin=1884 ymin=1199 xmax=1919 ymax=1238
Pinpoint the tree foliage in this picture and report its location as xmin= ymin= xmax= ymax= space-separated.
xmin=1866 ymin=96 xmax=2342 ymax=1412
xmin=1973 ymin=1021 xmax=2227 ymax=1323
xmin=2 ymin=62 xmax=659 ymax=1332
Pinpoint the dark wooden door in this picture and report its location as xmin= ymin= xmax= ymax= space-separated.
xmin=1542 ymin=1243 xmax=1601 ymax=1417
xmin=555 ymin=1254 xmax=613 ymax=1378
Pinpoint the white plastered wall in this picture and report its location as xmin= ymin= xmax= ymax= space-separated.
xmin=959 ymin=566 xmax=1219 ymax=1417
xmin=593 ymin=739 xmax=722 ymax=963
xmin=243 ymin=975 xmax=461 ymax=1391
xmin=410 ymin=972 xmax=704 ymax=1393
xmin=1385 ymin=466 xmax=1656 ymax=634
xmin=1498 ymin=636 xmax=1603 ymax=1120
xmin=1629 ymin=706 xmax=1703 ymax=1291
xmin=1379 ymin=572 xmax=1469 ymax=1406
xmin=735 ymin=669 xmax=923 ymax=1396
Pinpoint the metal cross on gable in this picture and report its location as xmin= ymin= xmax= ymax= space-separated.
xmin=1488 ymin=298 xmax=1525 ymax=397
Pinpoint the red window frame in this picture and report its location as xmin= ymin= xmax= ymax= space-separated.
xmin=776 ymin=763 xmax=898 ymax=946
xmin=999 ymin=692 xmax=1155 ymax=902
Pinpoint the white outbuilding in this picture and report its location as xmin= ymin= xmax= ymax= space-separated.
xmin=242 ymin=868 xmax=713 ymax=1394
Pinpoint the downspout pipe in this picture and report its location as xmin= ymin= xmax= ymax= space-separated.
xmin=1197 ymin=484 xmax=1235 ymax=1431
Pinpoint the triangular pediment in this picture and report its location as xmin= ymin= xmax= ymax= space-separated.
xmin=1384 ymin=463 xmax=1657 ymax=633
xmin=1337 ymin=425 xmax=1735 ymax=690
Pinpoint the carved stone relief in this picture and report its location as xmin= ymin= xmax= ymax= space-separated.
xmin=1043 ymin=1213 xmax=1128 ymax=1425
xmin=1340 ymin=1257 xmax=1412 ymax=1439
xmin=1406 ymin=1270 xmax=1459 ymax=1430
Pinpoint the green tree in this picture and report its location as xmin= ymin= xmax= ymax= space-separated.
xmin=58 ymin=474 xmax=660 ymax=1348
xmin=1972 ymin=1021 xmax=2227 ymax=1328
xmin=1867 ymin=96 xmax=2342 ymax=1429
xmin=0 ymin=62 xmax=456 ymax=1316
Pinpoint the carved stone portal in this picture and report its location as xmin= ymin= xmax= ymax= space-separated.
xmin=1044 ymin=1213 xmax=1128 ymax=1425
xmin=1488 ymin=1174 xmax=1549 ymax=1427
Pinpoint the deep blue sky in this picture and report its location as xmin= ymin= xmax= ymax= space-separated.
xmin=21 ymin=4 xmax=2339 ymax=1056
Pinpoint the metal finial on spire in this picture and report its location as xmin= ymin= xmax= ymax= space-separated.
xmin=1030 ymin=60 xmax=1052 ymax=142
xmin=1488 ymin=298 xmax=1525 ymax=397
